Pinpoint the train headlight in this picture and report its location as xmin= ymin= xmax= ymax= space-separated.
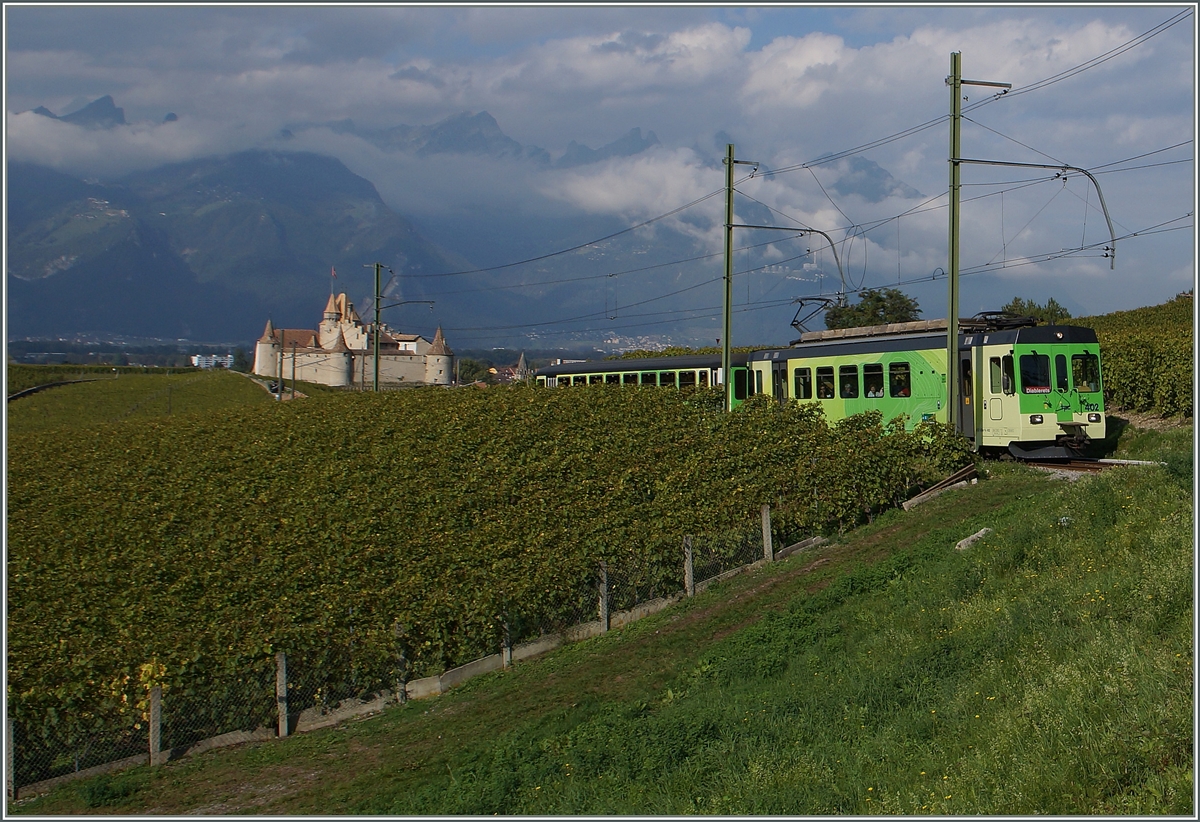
xmin=1030 ymin=414 xmax=1044 ymax=425
xmin=1088 ymin=413 xmax=1101 ymax=423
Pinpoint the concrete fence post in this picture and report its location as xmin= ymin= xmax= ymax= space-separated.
xmin=275 ymin=651 xmax=289 ymax=738
xmin=393 ymin=622 xmax=409 ymax=705
xmin=149 ymin=686 xmax=164 ymax=766
xmin=501 ymin=621 xmax=513 ymax=669
xmin=683 ymin=536 xmax=695 ymax=597
xmin=761 ymin=504 xmax=774 ymax=563
xmin=395 ymin=648 xmax=409 ymax=704
xmin=598 ymin=562 xmax=609 ymax=633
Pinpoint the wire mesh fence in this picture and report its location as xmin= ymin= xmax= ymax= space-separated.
xmin=160 ymin=660 xmax=277 ymax=754
xmin=690 ymin=521 xmax=765 ymax=587
xmin=10 ymin=717 xmax=146 ymax=794
xmin=606 ymin=549 xmax=684 ymax=614
xmin=285 ymin=646 xmax=396 ymax=723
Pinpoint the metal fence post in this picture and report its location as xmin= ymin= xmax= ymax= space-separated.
xmin=683 ymin=536 xmax=695 ymax=597
xmin=275 ymin=651 xmax=289 ymax=738
xmin=761 ymin=504 xmax=774 ymax=562
xmin=149 ymin=686 xmax=164 ymax=765
xmin=598 ymin=562 xmax=609 ymax=633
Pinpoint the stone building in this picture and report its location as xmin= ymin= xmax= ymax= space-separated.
xmin=253 ymin=293 xmax=453 ymax=387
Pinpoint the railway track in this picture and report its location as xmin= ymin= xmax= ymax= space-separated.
xmin=1022 ymin=458 xmax=1163 ymax=474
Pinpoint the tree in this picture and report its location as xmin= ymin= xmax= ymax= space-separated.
xmin=824 ymin=288 xmax=921 ymax=329
xmin=232 ymin=347 xmax=251 ymax=372
xmin=456 ymin=358 xmax=492 ymax=384
xmin=1001 ymin=297 xmax=1072 ymax=325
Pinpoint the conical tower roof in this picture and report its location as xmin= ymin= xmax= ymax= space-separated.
xmin=259 ymin=318 xmax=277 ymax=343
xmin=428 ymin=326 xmax=452 ymax=356
xmin=323 ymin=293 xmax=339 ymax=318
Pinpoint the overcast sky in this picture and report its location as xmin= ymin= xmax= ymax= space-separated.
xmin=4 ymin=3 xmax=1196 ymax=340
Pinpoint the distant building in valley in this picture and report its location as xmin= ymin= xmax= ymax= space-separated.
xmin=252 ymin=293 xmax=453 ymax=387
xmin=191 ymin=353 xmax=235 ymax=369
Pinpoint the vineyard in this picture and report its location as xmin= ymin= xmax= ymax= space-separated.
xmin=6 ymin=385 xmax=972 ymax=770
xmin=5 ymin=364 xmax=191 ymax=397
xmin=1074 ymin=294 xmax=1193 ymax=417
xmin=5 ymin=369 xmax=273 ymax=434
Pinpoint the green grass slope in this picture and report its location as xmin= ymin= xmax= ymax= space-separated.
xmin=10 ymin=418 xmax=1191 ymax=816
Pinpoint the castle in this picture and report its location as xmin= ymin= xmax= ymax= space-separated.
xmin=252 ymin=293 xmax=453 ymax=387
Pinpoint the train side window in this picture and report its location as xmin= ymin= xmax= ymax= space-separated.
xmin=793 ymin=367 xmax=812 ymax=399
xmin=559 ymin=376 xmax=571 ymax=387
xmin=698 ymin=370 xmax=709 ymax=388
xmin=574 ymin=375 xmax=587 ymax=386
xmin=839 ymin=365 xmax=859 ymax=399
xmin=1002 ymin=355 xmax=1015 ymax=394
xmin=679 ymin=370 xmax=697 ymax=389
xmin=863 ymin=363 xmax=884 ymax=398
xmin=1054 ymin=354 xmax=1068 ymax=391
xmin=734 ymin=368 xmax=748 ymax=400
xmin=605 ymin=374 xmax=619 ymax=384
xmin=989 ymin=357 xmax=1003 ymax=393
xmin=816 ymin=366 xmax=834 ymax=399
xmin=889 ymin=362 xmax=911 ymax=398
xmin=640 ymin=372 xmax=657 ymax=385
xmin=620 ymin=373 xmax=635 ymax=385
xmin=1019 ymin=354 xmax=1051 ymax=393
xmin=755 ymin=370 xmax=764 ymax=395
xmin=1072 ymin=353 xmax=1101 ymax=393
xmin=660 ymin=372 xmax=676 ymax=388
xmin=588 ymin=374 xmax=602 ymax=385
xmin=961 ymin=359 xmax=972 ymax=399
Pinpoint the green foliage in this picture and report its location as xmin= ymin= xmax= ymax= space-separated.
xmin=1073 ymin=296 xmax=1193 ymax=416
xmin=456 ymin=358 xmax=492 ymax=383
xmin=232 ymin=348 xmax=252 ymax=372
xmin=7 ymin=386 xmax=972 ymax=757
xmin=6 ymin=364 xmax=185 ymax=396
xmin=824 ymin=288 xmax=920 ymax=329
xmin=1001 ymin=296 xmax=1073 ymax=324
xmin=6 ymin=369 xmax=271 ymax=434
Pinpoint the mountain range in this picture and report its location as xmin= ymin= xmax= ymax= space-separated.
xmin=8 ymin=95 xmax=924 ymax=346
xmin=6 ymin=152 xmax=486 ymax=341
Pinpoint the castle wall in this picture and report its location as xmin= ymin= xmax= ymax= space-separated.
xmin=288 ymin=351 xmax=351 ymax=387
xmin=351 ymin=353 xmax=428 ymax=385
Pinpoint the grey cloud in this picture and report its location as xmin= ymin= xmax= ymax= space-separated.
xmin=389 ymin=66 xmax=445 ymax=87
xmin=593 ymin=31 xmax=667 ymax=54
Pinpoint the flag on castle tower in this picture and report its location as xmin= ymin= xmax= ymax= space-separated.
xmin=331 ymin=266 xmax=337 ymax=279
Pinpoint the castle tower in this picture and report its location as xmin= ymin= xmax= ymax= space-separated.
xmin=318 ymin=293 xmax=342 ymax=349
xmin=324 ymin=328 xmax=353 ymax=387
xmin=253 ymin=319 xmax=280 ymax=378
xmin=424 ymin=326 xmax=454 ymax=385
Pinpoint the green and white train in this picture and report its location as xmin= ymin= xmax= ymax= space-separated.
xmin=534 ymin=315 xmax=1105 ymax=458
